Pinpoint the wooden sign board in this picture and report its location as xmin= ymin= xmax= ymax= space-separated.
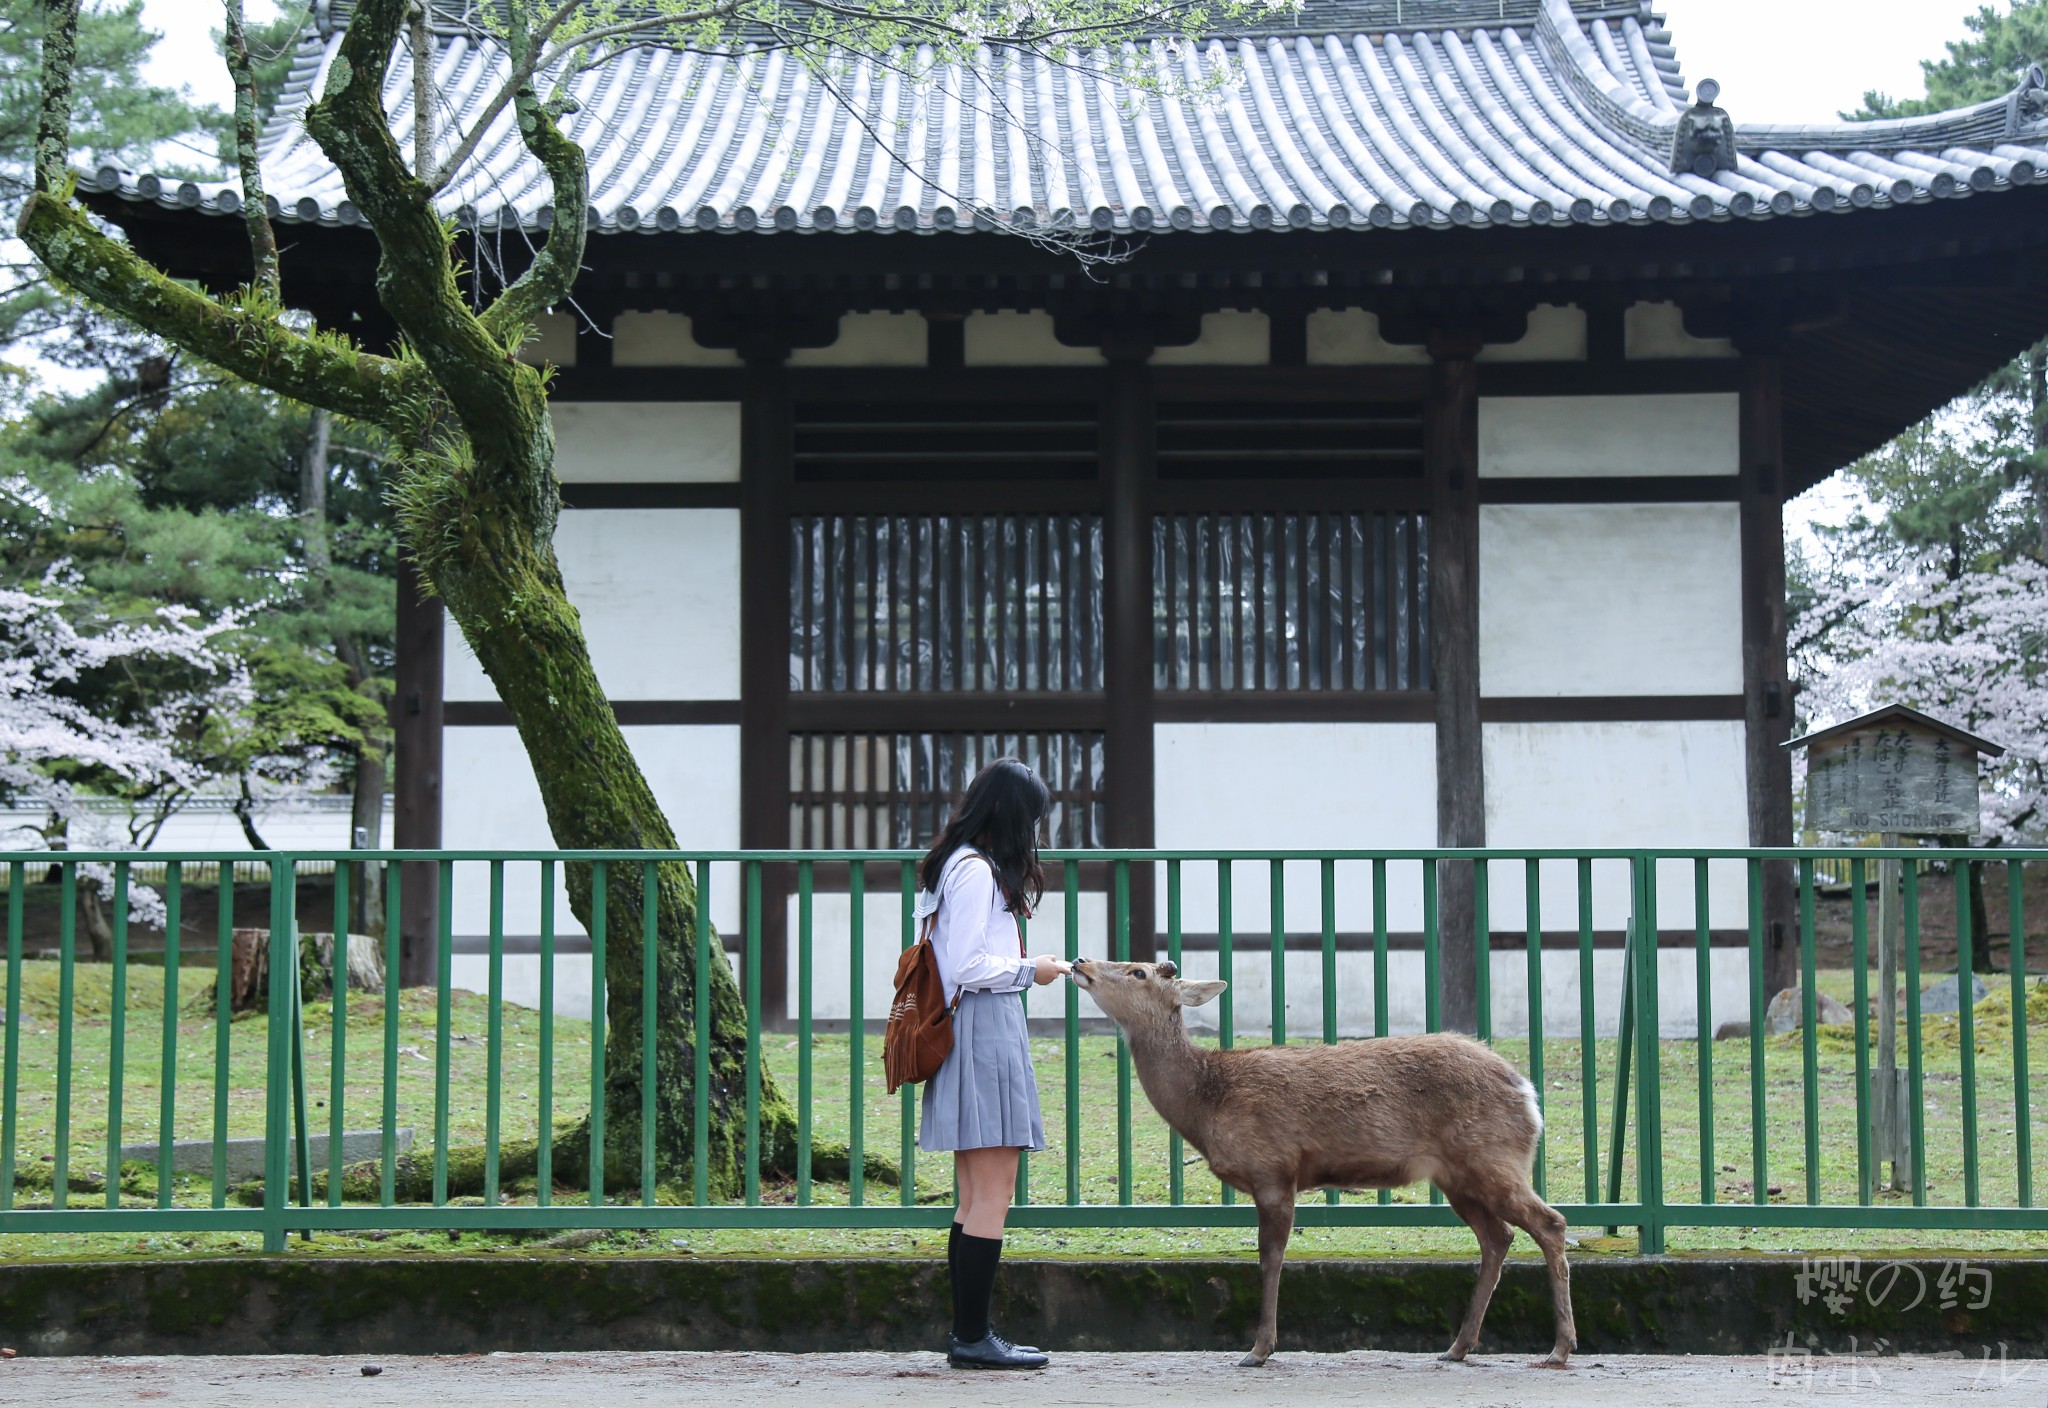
xmin=1791 ymin=706 xmax=2002 ymax=837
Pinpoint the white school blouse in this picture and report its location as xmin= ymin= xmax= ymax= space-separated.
xmin=912 ymin=847 xmax=1034 ymax=1005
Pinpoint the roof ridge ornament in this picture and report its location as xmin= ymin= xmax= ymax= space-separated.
xmin=2007 ymin=63 xmax=2048 ymax=138
xmin=1670 ymin=76 xmax=1736 ymax=177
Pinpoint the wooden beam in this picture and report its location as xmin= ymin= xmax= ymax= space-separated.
xmin=1427 ymin=350 xmax=1484 ymax=1034
xmin=392 ymin=557 xmax=444 ymax=989
xmin=1740 ymin=351 xmax=1799 ymax=998
xmin=739 ymin=357 xmax=795 ymax=1021
xmin=1102 ymin=354 xmax=1157 ymax=961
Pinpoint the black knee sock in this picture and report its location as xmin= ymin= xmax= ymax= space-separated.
xmin=953 ymin=1232 xmax=1003 ymax=1343
xmin=947 ymin=1222 xmax=963 ymax=1334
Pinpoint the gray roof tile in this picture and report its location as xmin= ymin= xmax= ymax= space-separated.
xmin=82 ymin=0 xmax=2048 ymax=235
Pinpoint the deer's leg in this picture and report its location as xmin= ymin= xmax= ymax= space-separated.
xmin=1440 ymin=1192 xmax=1513 ymax=1363
xmin=1240 ymin=1190 xmax=1295 ymax=1368
xmin=1505 ymin=1191 xmax=1576 ymax=1368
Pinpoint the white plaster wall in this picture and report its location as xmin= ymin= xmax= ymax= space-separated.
xmin=1479 ymin=503 xmax=1742 ymax=697
xmin=1304 ymin=309 xmax=1429 ymax=365
xmin=788 ymin=887 xmax=1110 ymax=1023
xmin=518 ymin=311 xmax=577 ymax=367
xmin=1150 ymin=311 xmax=1270 ymax=365
xmin=1626 ymin=301 xmax=1737 ymax=360
xmin=551 ymin=402 xmax=741 ymax=483
xmin=1483 ymin=719 xmax=1751 ymax=931
xmin=1477 ymin=393 xmax=1739 ymax=477
xmin=1151 ymin=945 xmax=1746 ymax=1040
xmin=441 ymin=724 xmax=742 ymax=941
xmin=789 ymin=311 xmax=927 ymax=367
xmin=1154 ymin=723 xmax=1436 ymax=934
xmin=611 ymin=312 xmax=744 ymax=367
xmin=446 ymin=508 xmax=739 ymax=702
xmin=963 ymin=311 xmax=1106 ymax=366
xmin=1476 ymin=304 xmax=1586 ymax=362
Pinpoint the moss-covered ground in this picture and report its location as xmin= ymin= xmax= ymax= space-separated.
xmin=2 ymin=958 xmax=2044 ymax=1264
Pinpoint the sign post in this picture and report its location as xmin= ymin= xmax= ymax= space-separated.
xmin=1786 ymin=705 xmax=2003 ymax=1192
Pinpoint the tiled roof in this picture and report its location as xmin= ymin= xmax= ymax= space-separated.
xmin=82 ymin=0 xmax=2048 ymax=236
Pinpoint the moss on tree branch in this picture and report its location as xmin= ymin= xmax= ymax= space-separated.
xmin=15 ymin=193 xmax=423 ymax=426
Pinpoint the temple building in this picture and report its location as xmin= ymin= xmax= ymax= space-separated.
xmin=97 ymin=0 xmax=2048 ymax=1031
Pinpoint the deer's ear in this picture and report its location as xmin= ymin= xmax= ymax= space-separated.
xmin=1175 ymin=979 xmax=1227 ymax=1008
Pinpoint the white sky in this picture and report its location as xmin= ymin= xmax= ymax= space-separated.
xmin=121 ymin=0 xmax=2015 ymax=533
xmin=138 ymin=0 xmax=2003 ymax=119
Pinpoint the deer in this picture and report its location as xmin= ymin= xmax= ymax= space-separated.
xmin=1069 ymin=956 xmax=1574 ymax=1370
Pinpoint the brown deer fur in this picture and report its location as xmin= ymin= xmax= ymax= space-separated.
xmin=1070 ymin=957 xmax=1575 ymax=1369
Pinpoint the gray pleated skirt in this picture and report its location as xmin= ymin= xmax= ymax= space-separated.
xmin=918 ymin=989 xmax=1047 ymax=1153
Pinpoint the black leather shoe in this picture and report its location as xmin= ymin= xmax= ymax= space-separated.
xmin=991 ymin=1329 xmax=1041 ymax=1356
xmin=948 ymin=1332 xmax=1049 ymax=1369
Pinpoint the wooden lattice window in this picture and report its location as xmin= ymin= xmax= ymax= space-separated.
xmin=1152 ymin=511 xmax=1430 ymax=691
xmin=789 ymin=731 xmax=1106 ymax=848
xmin=790 ymin=514 xmax=1105 ymax=692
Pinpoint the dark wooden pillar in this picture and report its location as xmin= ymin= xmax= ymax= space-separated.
xmin=739 ymin=356 xmax=794 ymax=1019
xmin=1102 ymin=352 xmax=1156 ymax=959
xmin=393 ymin=556 xmax=444 ymax=988
xmin=1426 ymin=344 xmax=1484 ymax=1033
xmin=1739 ymin=350 xmax=1798 ymax=996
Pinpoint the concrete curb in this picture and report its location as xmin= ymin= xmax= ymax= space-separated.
xmin=1 ymin=1256 xmax=2041 ymax=1358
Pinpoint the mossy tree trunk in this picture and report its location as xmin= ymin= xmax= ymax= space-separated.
xmin=20 ymin=0 xmax=797 ymax=1198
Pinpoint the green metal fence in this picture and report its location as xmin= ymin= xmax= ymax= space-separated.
xmin=0 ymin=848 xmax=2041 ymax=1253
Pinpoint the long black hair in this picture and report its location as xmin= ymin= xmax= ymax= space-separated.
xmin=917 ymin=758 xmax=1051 ymax=916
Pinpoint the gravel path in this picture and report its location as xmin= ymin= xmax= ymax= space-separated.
xmin=3 ymin=1350 xmax=2036 ymax=1405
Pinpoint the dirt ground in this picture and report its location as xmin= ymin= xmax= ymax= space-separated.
xmin=1 ymin=1350 xmax=2039 ymax=1406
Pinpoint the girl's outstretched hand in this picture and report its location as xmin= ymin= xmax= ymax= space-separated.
xmin=1032 ymin=955 xmax=1072 ymax=985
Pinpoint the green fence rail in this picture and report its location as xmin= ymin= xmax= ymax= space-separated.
xmin=0 ymin=848 xmax=2041 ymax=1253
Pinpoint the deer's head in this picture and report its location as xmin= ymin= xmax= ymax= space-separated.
xmin=1070 ymin=957 xmax=1226 ymax=1030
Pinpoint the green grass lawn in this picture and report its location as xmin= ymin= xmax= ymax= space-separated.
xmin=3 ymin=959 xmax=2045 ymax=1262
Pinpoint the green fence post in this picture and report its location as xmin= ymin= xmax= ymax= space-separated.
xmin=1904 ymin=863 xmax=1927 ymax=1205
xmin=1526 ymin=857 xmax=1545 ymax=1199
xmin=845 ymin=860 xmax=862 ymax=1208
xmin=1633 ymin=856 xmax=1665 ymax=1254
xmin=694 ymin=858 xmax=713 ymax=1208
xmin=55 ymin=863 xmax=74 ymax=1212
xmin=1799 ymin=858 xmax=1820 ymax=1206
xmin=1693 ymin=857 xmax=1712 ymax=1205
xmin=1475 ymin=858 xmax=1491 ymax=1044
xmin=1269 ymin=858 xmax=1286 ymax=1046
xmin=262 ymin=857 xmax=296 ymax=1253
xmin=1170 ymin=858 xmax=1187 ymax=1206
xmin=1956 ymin=858 xmax=1980 ymax=1208
xmin=107 ymin=863 xmax=129 ymax=1211
xmin=641 ymin=859 xmax=659 ymax=1208
xmin=1115 ymin=860 xmax=1133 ymax=1206
xmin=539 ymin=861 xmax=555 ymax=1208
xmin=216 ymin=865 xmax=237 ymax=1211
xmin=2011 ymin=860 xmax=2031 ymax=1207
xmin=489 ymin=860 xmax=508 ymax=1207
xmin=1577 ymin=858 xmax=1597 ymax=1208
xmin=590 ymin=859 xmax=608 ymax=1208
xmin=744 ymin=860 xmax=763 ymax=1208
xmin=1604 ymin=894 xmax=1635 ymax=1236
xmin=797 ymin=859 xmax=814 ymax=1208
xmin=1850 ymin=858 xmax=1873 ymax=1207
xmin=1 ymin=861 xmax=21 ymax=1212
xmin=1064 ymin=860 xmax=1079 ymax=1207
xmin=329 ymin=861 xmax=350 ymax=1209
xmin=381 ymin=864 xmax=401 ymax=1208
xmin=433 ymin=858 xmax=454 ymax=1208
xmin=1746 ymin=858 xmax=1767 ymax=1208
xmin=1218 ymin=859 xmax=1234 ymax=1206
xmin=899 ymin=861 xmax=916 ymax=1208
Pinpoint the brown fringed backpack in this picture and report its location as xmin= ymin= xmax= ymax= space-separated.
xmin=883 ymin=909 xmax=956 ymax=1094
